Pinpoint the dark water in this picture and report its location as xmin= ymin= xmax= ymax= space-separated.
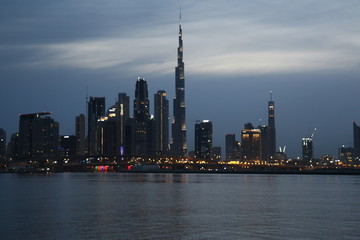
xmin=1 ymin=173 xmax=360 ymax=240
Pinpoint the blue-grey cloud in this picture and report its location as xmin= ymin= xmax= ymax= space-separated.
xmin=1 ymin=0 xmax=360 ymax=158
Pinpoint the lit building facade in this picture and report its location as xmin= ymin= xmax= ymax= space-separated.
xmin=339 ymin=145 xmax=354 ymax=165
xmin=241 ymin=123 xmax=262 ymax=161
xmin=195 ymin=120 xmax=212 ymax=160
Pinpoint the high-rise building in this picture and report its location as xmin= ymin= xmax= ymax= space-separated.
xmin=146 ymin=117 xmax=156 ymax=157
xmin=259 ymin=125 xmax=269 ymax=162
xmin=125 ymin=118 xmax=136 ymax=156
xmin=31 ymin=116 xmax=59 ymax=159
xmin=353 ymin=121 xmax=360 ymax=159
xmin=117 ymin=93 xmax=130 ymax=155
xmin=302 ymin=138 xmax=313 ymax=163
xmin=75 ymin=114 xmax=86 ymax=156
xmin=154 ymin=90 xmax=169 ymax=156
xmin=88 ymin=97 xmax=105 ymax=155
xmin=134 ymin=78 xmax=149 ymax=123
xmin=18 ymin=112 xmax=52 ymax=159
xmin=134 ymin=77 xmax=150 ymax=156
xmin=171 ymin=13 xmax=187 ymax=157
xmin=268 ymin=93 xmax=276 ymax=161
xmin=97 ymin=102 xmax=133 ymax=157
xmin=195 ymin=120 xmax=212 ymax=160
xmin=226 ymin=134 xmax=235 ymax=161
xmin=241 ymin=123 xmax=262 ymax=161
xmin=0 ymin=128 xmax=6 ymax=162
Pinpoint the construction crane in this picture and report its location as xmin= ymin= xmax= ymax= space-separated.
xmin=310 ymin=128 xmax=317 ymax=140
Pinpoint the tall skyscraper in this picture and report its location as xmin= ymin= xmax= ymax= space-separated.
xmin=117 ymin=93 xmax=130 ymax=156
xmin=75 ymin=114 xmax=86 ymax=156
xmin=0 ymin=128 xmax=6 ymax=162
xmin=87 ymin=97 xmax=105 ymax=155
xmin=134 ymin=77 xmax=150 ymax=156
xmin=241 ymin=123 xmax=262 ymax=161
xmin=134 ymin=78 xmax=150 ymax=123
xmin=195 ymin=120 xmax=212 ymax=160
xmin=171 ymin=13 xmax=187 ymax=157
xmin=268 ymin=92 xmax=276 ymax=161
xmin=154 ymin=90 xmax=169 ymax=156
xmin=353 ymin=121 xmax=360 ymax=159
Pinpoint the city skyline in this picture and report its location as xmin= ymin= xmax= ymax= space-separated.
xmin=1 ymin=1 xmax=360 ymax=158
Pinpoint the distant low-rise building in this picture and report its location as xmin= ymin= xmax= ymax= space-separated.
xmin=212 ymin=146 xmax=221 ymax=161
xmin=339 ymin=145 xmax=354 ymax=165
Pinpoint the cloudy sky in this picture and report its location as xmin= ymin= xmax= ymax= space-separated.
xmin=1 ymin=0 xmax=360 ymax=158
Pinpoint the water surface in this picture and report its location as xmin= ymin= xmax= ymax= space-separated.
xmin=1 ymin=173 xmax=359 ymax=239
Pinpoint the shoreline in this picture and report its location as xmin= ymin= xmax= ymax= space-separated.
xmin=2 ymin=167 xmax=360 ymax=175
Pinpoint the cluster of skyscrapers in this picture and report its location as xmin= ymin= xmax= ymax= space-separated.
xmin=1 ymin=17 xmax=188 ymax=164
xmin=223 ymin=94 xmax=277 ymax=163
xmin=1 ymin=16 xmax=360 ymax=167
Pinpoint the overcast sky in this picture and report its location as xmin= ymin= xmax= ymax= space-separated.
xmin=1 ymin=0 xmax=360 ymax=158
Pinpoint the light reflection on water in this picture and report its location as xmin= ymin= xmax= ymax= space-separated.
xmin=1 ymin=173 xmax=360 ymax=240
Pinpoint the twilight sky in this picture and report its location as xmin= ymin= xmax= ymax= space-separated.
xmin=1 ymin=0 xmax=360 ymax=158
